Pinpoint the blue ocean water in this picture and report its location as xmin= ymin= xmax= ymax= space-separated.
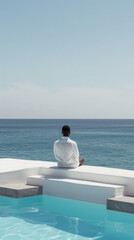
xmin=0 ymin=119 xmax=134 ymax=170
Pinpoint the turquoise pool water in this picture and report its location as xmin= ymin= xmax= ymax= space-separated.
xmin=0 ymin=195 xmax=134 ymax=240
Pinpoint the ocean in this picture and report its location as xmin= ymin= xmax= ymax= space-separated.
xmin=0 ymin=119 xmax=134 ymax=170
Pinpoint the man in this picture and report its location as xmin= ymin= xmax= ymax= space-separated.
xmin=54 ymin=125 xmax=84 ymax=168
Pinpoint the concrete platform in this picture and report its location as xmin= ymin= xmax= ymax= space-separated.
xmin=1 ymin=158 xmax=134 ymax=196
xmin=107 ymin=196 xmax=134 ymax=214
xmin=27 ymin=174 xmax=46 ymax=186
xmin=1 ymin=158 xmax=134 ymax=213
xmin=0 ymin=183 xmax=42 ymax=198
xmin=43 ymin=177 xmax=124 ymax=204
xmin=27 ymin=175 xmax=124 ymax=204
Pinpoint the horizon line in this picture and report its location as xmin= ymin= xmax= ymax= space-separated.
xmin=0 ymin=118 xmax=134 ymax=120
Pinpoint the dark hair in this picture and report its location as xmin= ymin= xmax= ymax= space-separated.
xmin=62 ymin=125 xmax=71 ymax=133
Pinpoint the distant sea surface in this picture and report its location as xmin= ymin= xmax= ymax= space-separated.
xmin=0 ymin=119 xmax=134 ymax=170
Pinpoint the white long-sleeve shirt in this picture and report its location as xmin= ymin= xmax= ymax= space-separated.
xmin=54 ymin=137 xmax=79 ymax=168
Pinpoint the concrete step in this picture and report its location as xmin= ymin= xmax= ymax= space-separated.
xmin=27 ymin=175 xmax=124 ymax=204
xmin=27 ymin=175 xmax=45 ymax=186
xmin=107 ymin=196 xmax=134 ymax=214
xmin=0 ymin=183 xmax=42 ymax=198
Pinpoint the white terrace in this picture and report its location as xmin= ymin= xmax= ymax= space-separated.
xmin=0 ymin=158 xmax=134 ymax=214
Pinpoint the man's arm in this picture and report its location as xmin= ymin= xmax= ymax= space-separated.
xmin=73 ymin=142 xmax=80 ymax=161
xmin=74 ymin=142 xmax=84 ymax=166
xmin=53 ymin=142 xmax=58 ymax=160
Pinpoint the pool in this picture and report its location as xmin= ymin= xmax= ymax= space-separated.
xmin=0 ymin=195 xmax=134 ymax=240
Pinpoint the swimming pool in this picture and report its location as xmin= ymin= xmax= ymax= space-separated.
xmin=0 ymin=195 xmax=134 ymax=240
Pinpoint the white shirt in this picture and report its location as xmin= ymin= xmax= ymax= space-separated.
xmin=54 ymin=137 xmax=79 ymax=168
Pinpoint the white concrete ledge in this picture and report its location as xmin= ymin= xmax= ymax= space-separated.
xmin=27 ymin=175 xmax=124 ymax=204
xmin=1 ymin=158 xmax=134 ymax=195
xmin=2 ymin=158 xmax=133 ymax=193
xmin=1 ymin=158 xmax=134 ymax=210
xmin=44 ymin=178 xmax=124 ymax=204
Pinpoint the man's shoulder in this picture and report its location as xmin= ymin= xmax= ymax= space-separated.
xmin=54 ymin=139 xmax=60 ymax=144
xmin=54 ymin=138 xmax=77 ymax=146
xmin=68 ymin=138 xmax=77 ymax=145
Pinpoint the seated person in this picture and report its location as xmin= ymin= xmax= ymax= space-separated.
xmin=54 ymin=125 xmax=84 ymax=168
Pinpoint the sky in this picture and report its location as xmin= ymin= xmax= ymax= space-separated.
xmin=0 ymin=0 xmax=134 ymax=119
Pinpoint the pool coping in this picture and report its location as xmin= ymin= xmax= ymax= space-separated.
xmin=0 ymin=183 xmax=42 ymax=198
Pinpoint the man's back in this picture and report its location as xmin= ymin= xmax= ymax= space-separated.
xmin=54 ymin=136 xmax=79 ymax=168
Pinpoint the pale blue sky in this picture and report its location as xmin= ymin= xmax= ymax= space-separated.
xmin=0 ymin=0 xmax=134 ymax=118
